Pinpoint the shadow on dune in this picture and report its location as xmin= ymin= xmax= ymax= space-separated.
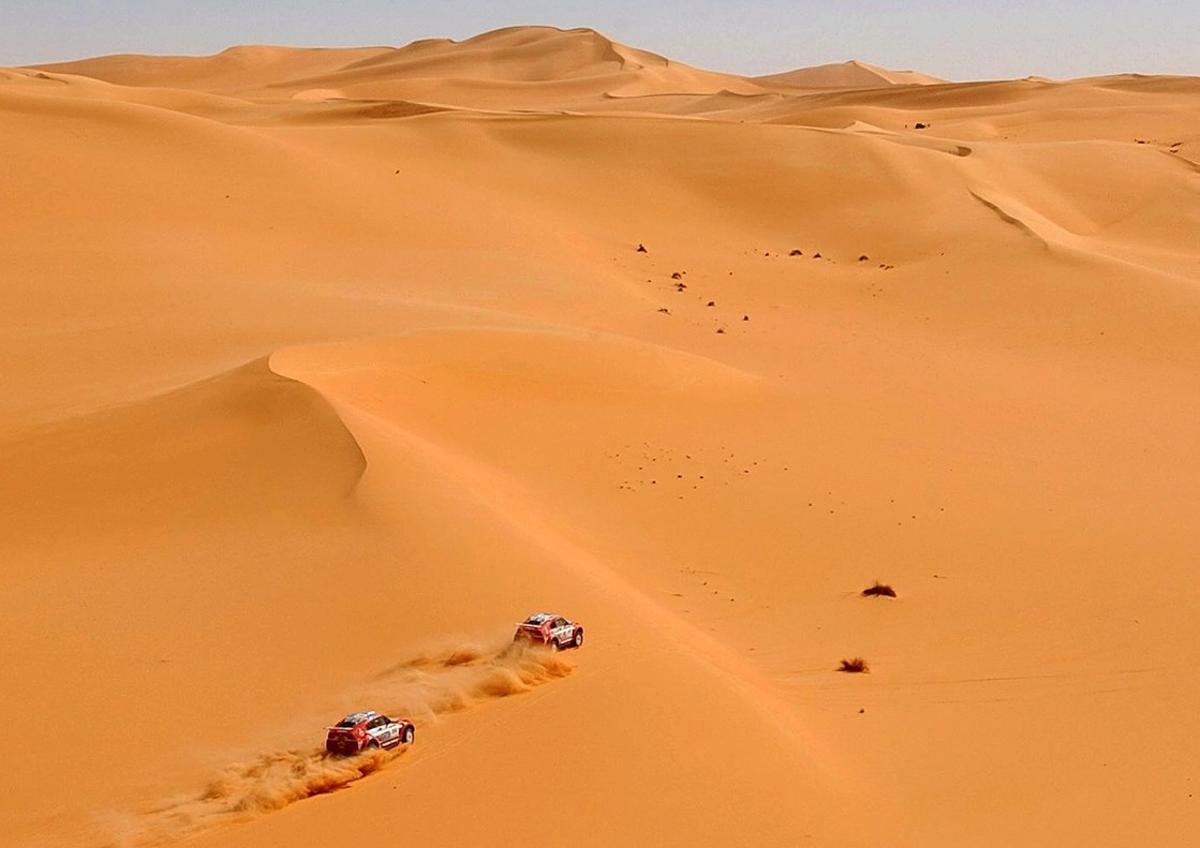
xmin=1 ymin=357 xmax=368 ymax=547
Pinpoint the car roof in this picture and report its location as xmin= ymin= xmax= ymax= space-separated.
xmin=340 ymin=710 xmax=381 ymax=725
xmin=524 ymin=612 xmax=557 ymax=624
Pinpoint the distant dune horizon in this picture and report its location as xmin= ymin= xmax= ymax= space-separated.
xmin=27 ymin=24 xmax=1198 ymax=87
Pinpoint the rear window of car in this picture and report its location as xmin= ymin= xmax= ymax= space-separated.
xmin=336 ymin=717 xmax=361 ymax=728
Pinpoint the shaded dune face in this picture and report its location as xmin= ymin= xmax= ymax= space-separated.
xmin=1 ymin=359 xmax=365 ymax=544
xmin=3 ymin=24 xmax=1200 ymax=848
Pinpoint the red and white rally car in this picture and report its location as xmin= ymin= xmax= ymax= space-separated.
xmin=513 ymin=612 xmax=584 ymax=650
xmin=325 ymin=710 xmax=414 ymax=755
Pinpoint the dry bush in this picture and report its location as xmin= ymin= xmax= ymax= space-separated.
xmin=861 ymin=582 xmax=896 ymax=598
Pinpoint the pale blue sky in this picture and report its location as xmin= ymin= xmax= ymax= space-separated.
xmin=4 ymin=1 xmax=1198 ymax=81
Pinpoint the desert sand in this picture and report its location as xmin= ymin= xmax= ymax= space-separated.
xmin=2 ymin=24 xmax=1199 ymax=847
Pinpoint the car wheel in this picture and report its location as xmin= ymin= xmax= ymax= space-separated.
xmin=573 ymin=629 xmax=584 ymax=648
xmin=366 ymin=740 xmax=380 ymax=750
xmin=403 ymin=726 xmax=415 ymax=744
xmin=549 ymin=638 xmax=560 ymax=652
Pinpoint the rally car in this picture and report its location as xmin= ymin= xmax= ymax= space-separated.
xmin=325 ymin=710 xmax=414 ymax=755
xmin=513 ymin=612 xmax=584 ymax=650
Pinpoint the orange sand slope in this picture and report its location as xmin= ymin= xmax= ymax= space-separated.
xmin=3 ymin=24 xmax=1200 ymax=848
xmin=755 ymin=59 xmax=946 ymax=90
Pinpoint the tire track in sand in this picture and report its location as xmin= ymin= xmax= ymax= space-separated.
xmin=107 ymin=642 xmax=571 ymax=847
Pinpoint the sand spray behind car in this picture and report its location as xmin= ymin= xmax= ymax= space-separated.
xmin=367 ymin=638 xmax=573 ymax=720
xmin=110 ymin=641 xmax=572 ymax=847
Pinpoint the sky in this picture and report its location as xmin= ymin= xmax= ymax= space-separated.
xmin=3 ymin=0 xmax=1198 ymax=81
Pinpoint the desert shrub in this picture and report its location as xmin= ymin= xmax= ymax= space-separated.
xmin=861 ymin=582 xmax=896 ymax=598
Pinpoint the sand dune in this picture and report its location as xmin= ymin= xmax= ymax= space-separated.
xmin=756 ymin=59 xmax=945 ymax=90
xmin=34 ymin=26 xmax=766 ymax=108
xmin=3 ymin=24 xmax=1200 ymax=848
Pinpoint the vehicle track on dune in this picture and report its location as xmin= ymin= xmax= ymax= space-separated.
xmin=108 ymin=642 xmax=571 ymax=847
